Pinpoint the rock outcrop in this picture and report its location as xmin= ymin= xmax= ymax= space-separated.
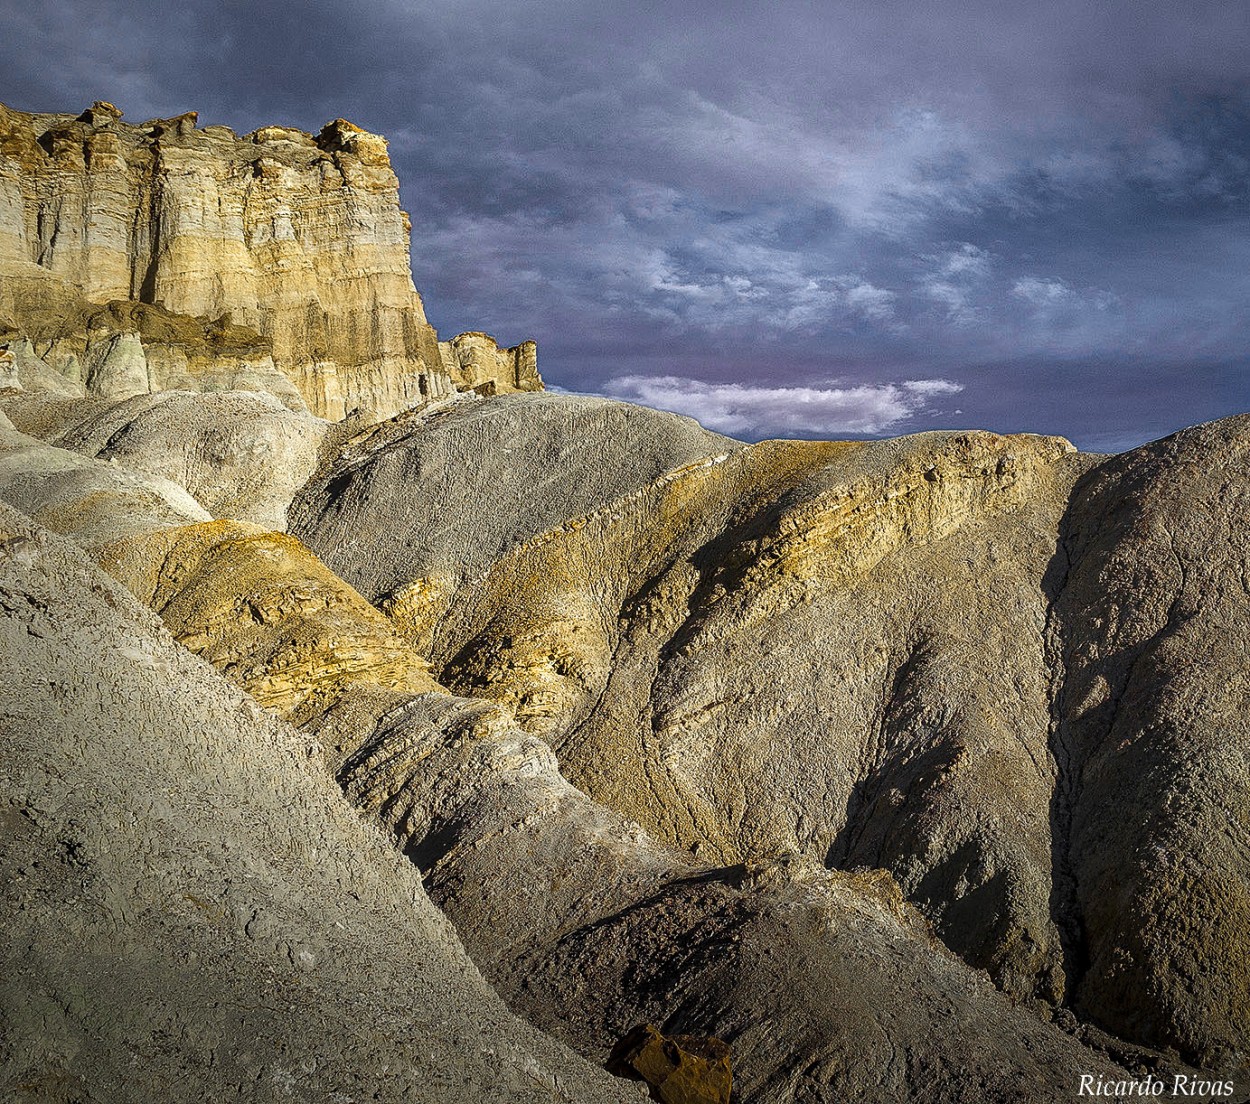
xmin=0 ymin=101 xmax=541 ymax=420
xmin=608 ymin=1025 xmax=733 ymax=1104
xmin=440 ymin=331 xmax=541 ymax=395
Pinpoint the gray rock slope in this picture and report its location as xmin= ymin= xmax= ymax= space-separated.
xmin=288 ymin=392 xmax=1250 ymax=1077
xmin=3 ymin=388 xmax=333 ymax=531
xmin=0 ymin=501 xmax=640 ymax=1104
xmin=289 ymin=391 xmax=739 ymax=601
xmin=5 ymin=387 xmax=1249 ymax=1101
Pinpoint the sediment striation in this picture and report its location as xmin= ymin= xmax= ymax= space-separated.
xmin=0 ymin=100 xmax=540 ymax=421
xmin=2 ymin=102 xmax=1248 ymax=1104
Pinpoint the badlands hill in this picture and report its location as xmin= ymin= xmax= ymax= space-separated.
xmin=1 ymin=102 xmax=1248 ymax=1104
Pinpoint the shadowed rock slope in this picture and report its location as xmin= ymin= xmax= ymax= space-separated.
xmin=1049 ymin=417 xmax=1250 ymax=1069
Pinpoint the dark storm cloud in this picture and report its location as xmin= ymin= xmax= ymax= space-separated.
xmin=1 ymin=0 xmax=1247 ymax=447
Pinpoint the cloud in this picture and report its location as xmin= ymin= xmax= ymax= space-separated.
xmin=601 ymin=375 xmax=964 ymax=437
xmin=844 ymin=280 xmax=897 ymax=321
xmin=917 ymin=244 xmax=993 ymax=324
xmin=901 ymin=379 xmax=965 ymax=397
xmin=1011 ymin=276 xmax=1075 ymax=307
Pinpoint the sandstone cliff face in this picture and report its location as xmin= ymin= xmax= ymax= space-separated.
xmin=0 ymin=101 xmax=540 ymax=419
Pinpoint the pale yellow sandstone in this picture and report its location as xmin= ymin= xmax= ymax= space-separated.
xmin=103 ymin=520 xmax=441 ymax=725
xmin=0 ymin=100 xmax=542 ymax=420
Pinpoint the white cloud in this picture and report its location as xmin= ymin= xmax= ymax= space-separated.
xmin=1010 ymin=275 xmax=1120 ymax=331
xmin=1011 ymin=276 xmax=1075 ymax=306
xmin=601 ymin=374 xmax=964 ymax=438
xmin=934 ymin=243 xmax=993 ymax=280
xmin=843 ymin=279 xmax=898 ymax=321
xmin=902 ymin=379 xmax=964 ymax=397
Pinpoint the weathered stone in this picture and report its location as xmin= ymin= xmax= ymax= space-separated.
xmin=0 ymin=408 xmax=210 ymax=554
xmin=608 ymin=1025 xmax=732 ymax=1104
xmin=0 ymin=100 xmax=541 ymax=420
xmin=0 ymin=341 xmax=20 ymax=391
xmin=440 ymin=331 xmax=542 ymax=394
xmin=3 ymin=388 xmax=334 ymax=530
xmin=1049 ymin=416 xmax=1250 ymax=1069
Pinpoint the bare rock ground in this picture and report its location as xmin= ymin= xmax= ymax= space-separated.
xmin=4 ymin=388 xmax=1248 ymax=1101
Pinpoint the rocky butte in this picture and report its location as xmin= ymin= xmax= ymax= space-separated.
xmin=1 ymin=103 xmax=1248 ymax=1104
xmin=0 ymin=100 xmax=540 ymax=422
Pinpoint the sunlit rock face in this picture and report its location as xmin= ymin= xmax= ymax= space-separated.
xmin=0 ymin=101 xmax=541 ymax=420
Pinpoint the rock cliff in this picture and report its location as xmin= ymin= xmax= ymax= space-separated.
xmin=0 ymin=101 xmax=541 ymax=420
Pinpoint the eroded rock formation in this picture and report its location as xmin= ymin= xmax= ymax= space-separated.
xmin=287 ymin=393 xmax=1250 ymax=1078
xmin=0 ymin=100 xmax=541 ymax=420
xmin=0 ymin=411 xmax=1150 ymax=1103
xmin=3 ymin=99 xmax=1248 ymax=1104
xmin=5 ymin=384 xmax=1249 ymax=1102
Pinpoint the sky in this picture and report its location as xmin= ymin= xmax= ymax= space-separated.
xmin=2 ymin=0 xmax=1248 ymax=450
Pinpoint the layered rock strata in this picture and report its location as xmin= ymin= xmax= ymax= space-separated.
xmin=440 ymin=331 xmax=541 ymax=395
xmin=0 ymin=101 xmax=540 ymax=420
